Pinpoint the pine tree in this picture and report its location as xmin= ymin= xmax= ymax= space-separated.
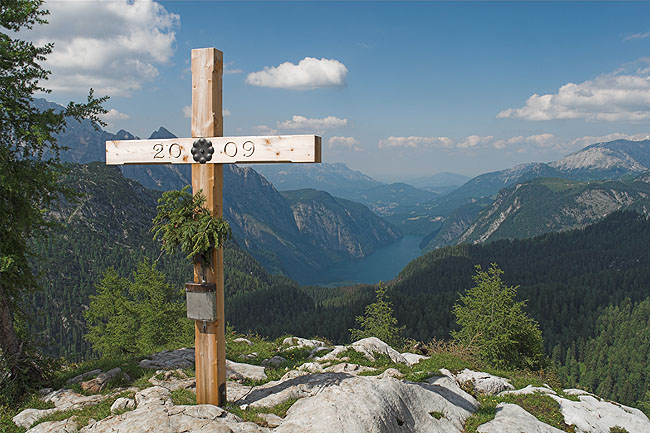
xmin=452 ymin=264 xmax=544 ymax=369
xmin=350 ymin=283 xmax=405 ymax=348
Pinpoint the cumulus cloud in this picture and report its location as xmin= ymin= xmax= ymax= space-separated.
xmin=277 ymin=115 xmax=347 ymax=132
xmin=328 ymin=136 xmax=361 ymax=151
xmin=246 ymin=57 xmax=348 ymax=90
xmin=28 ymin=0 xmax=179 ymax=96
xmin=497 ymin=59 xmax=650 ymax=122
xmin=525 ymin=133 xmax=555 ymax=147
xmin=99 ymin=108 xmax=129 ymax=128
xmin=378 ymin=135 xmax=495 ymax=150
xmin=254 ymin=125 xmax=278 ymax=135
xmin=378 ymin=136 xmax=453 ymax=149
xmin=625 ymin=31 xmax=650 ymax=41
xmin=493 ymin=136 xmax=524 ymax=149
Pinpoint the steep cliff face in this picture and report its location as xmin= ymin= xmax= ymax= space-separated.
xmin=456 ymin=177 xmax=650 ymax=245
xmin=282 ymin=189 xmax=402 ymax=259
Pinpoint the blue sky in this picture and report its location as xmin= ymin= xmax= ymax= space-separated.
xmin=29 ymin=1 xmax=650 ymax=181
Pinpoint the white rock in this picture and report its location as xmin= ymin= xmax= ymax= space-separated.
xmin=499 ymin=385 xmax=556 ymax=397
xmin=261 ymin=356 xmax=286 ymax=367
xmin=79 ymin=404 xmax=270 ymax=433
xmin=274 ymin=375 xmax=478 ymax=433
xmin=314 ymin=345 xmax=346 ymax=361
xmin=477 ymin=403 xmax=565 ymax=433
xmin=42 ymin=389 xmax=107 ymax=410
xmin=148 ymin=369 xmax=195 ymax=391
xmin=455 ymin=369 xmax=514 ymax=395
xmin=297 ymin=362 xmax=325 ymax=373
xmin=401 ymin=352 xmax=429 ymax=366
xmin=110 ymin=397 xmax=135 ymax=413
xmin=307 ymin=346 xmax=330 ymax=359
xmin=134 ymin=386 xmax=173 ymax=408
xmin=25 ymin=417 xmax=79 ymax=433
xmin=324 ymin=363 xmax=376 ymax=375
xmin=351 ymin=337 xmax=408 ymax=364
xmin=376 ymin=368 xmax=404 ymax=379
xmin=258 ymin=413 xmax=284 ymax=428
xmin=226 ymin=359 xmax=267 ymax=382
xmin=13 ymin=408 xmax=58 ymax=429
xmin=233 ymin=337 xmax=254 ymax=346
xmin=551 ymin=394 xmax=650 ymax=433
xmin=282 ymin=337 xmax=325 ymax=348
xmin=563 ymin=388 xmax=593 ymax=396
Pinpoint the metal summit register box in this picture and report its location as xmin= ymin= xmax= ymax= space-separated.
xmin=185 ymin=282 xmax=217 ymax=322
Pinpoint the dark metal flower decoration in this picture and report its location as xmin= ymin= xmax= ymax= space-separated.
xmin=191 ymin=138 xmax=214 ymax=164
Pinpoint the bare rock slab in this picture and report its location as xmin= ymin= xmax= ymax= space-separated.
xmin=351 ymin=337 xmax=407 ymax=364
xmin=139 ymin=348 xmax=195 ymax=369
xmin=25 ymin=417 xmax=79 ymax=433
xmin=81 ymin=368 xmax=122 ymax=393
xmin=274 ymin=375 xmax=478 ymax=433
xmin=551 ymin=394 xmax=650 ymax=433
xmin=477 ymin=403 xmax=565 ymax=433
xmin=13 ymin=408 xmax=58 ymax=429
xmin=455 ymin=369 xmax=514 ymax=395
xmin=226 ymin=359 xmax=267 ymax=382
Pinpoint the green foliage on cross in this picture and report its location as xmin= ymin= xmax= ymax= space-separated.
xmin=350 ymin=283 xmax=405 ymax=349
xmin=452 ymin=264 xmax=545 ymax=370
xmin=152 ymin=185 xmax=231 ymax=276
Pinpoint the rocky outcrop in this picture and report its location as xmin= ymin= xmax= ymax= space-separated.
xmin=477 ymin=403 xmax=564 ymax=433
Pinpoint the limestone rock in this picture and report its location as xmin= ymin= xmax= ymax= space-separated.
xmin=81 ymin=368 xmax=122 ymax=393
xmin=551 ymin=394 xmax=650 ymax=433
xmin=274 ymin=375 xmax=477 ymax=433
xmin=13 ymin=408 xmax=58 ymax=429
xmin=499 ymin=385 xmax=556 ymax=397
xmin=43 ymin=389 xmax=107 ymax=410
xmin=351 ymin=337 xmax=408 ymax=364
xmin=282 ymin=337 xmax=325 ymax=349
xmin=233 ymin=337 xmax=253 ymax=346
xmin=297 ymin=362 xmax=325 ymax=373
xmin=135 ymin=386 xmax=173 ymax=408
xmin=314 ymin=345 xmax=346 ymax=361
xmin=376 ymin=368 xmax=404 ymax=379
xmin=79 ymin=404 xmax=270 ymax=433
xmin=25 ymin=417 xmax=79 ymax=433
xmin=66 ymin=369 xmax=102 ymax=385
xmin=226 ymin=359 xmax=267 ymax=382
xmin=324 ymin=363 xmax=376 ymax=375
xmin=110 ymin=397 xmax=135 ymax=413
xmin=139 ymin=348 xmax=195 ymax=369
xmin=563 ymin=388 xmax=593 ymax=396
xmin=148 ymin=369 xmax=195 ymax=391
xmin=261 ymin=356 xmax=286 ymax=367
xmin=477 ymin=403 xmax=564 ymax=433
xmin=401 ymin=352 xmax=429 ymax=366
xmin=455 ymin=369 xmax=514 ymax=395
xmin=258 ymin=413 xmax=284 ymax=428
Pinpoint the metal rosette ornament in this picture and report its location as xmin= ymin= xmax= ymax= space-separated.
xmin=191 ymin=138 xmax=214 ymax=164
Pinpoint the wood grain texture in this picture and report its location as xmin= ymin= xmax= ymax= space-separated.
xmin=191 ymin=47 xmax=226 ymax=407
xmin=105 ymin=135 xmax=321 ymax=165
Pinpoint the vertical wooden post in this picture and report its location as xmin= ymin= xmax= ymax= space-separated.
xmin=191 ymin=48 xmax=225 ymax=406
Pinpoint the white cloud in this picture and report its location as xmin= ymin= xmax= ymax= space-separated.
xmin=183 ymin=106 xmax=230 ymax=118
xmin=246 ymin=57 xmax=348 ymax=90
xmin=29 ymin=0 xmax=179 ymax=97
xmin=278 ymin=115 xmax=347 ymax=132
xmin=568 ymin=133 xmax=650 ymax=149
xmin=498 ymin=59 xmax=650 ymax=122
xmin=525 ymin=133 xmax=555 ymax=148
xmin=328 ymin=136 xmax=361 ymax=151
xmin=625 ymin=31 xmax=650 ymax=41
xmin=224 ymin=61 xmax=243 ymax=75
xmin=100 ymin=108 xmax=130 ymax=121
xmin=378 ymin=135 xmax=495 ymax=150
xmin=378 ymin=136 xmax=454 ymax=149
xmin=458 ymin=135 xmax=493 ymax=148
xmin=493 ymin=136 xmax=524 ymax=149
xmin=254 ymin=125 xmax=278 ymax=135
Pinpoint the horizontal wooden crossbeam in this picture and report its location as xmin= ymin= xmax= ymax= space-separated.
xmin=106 ymin=134 xmax=321 ymax=165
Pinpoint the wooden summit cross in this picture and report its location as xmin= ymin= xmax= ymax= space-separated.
xmin=105 ymin=48 xmax=321 ymax=406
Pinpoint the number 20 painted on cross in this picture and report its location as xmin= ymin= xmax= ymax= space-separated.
xmin=152 ymin=140 xmax=256 ymax=160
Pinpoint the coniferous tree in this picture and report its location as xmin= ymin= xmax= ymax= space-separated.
xmin=350 ymin=283 xmax=405 ymax=348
